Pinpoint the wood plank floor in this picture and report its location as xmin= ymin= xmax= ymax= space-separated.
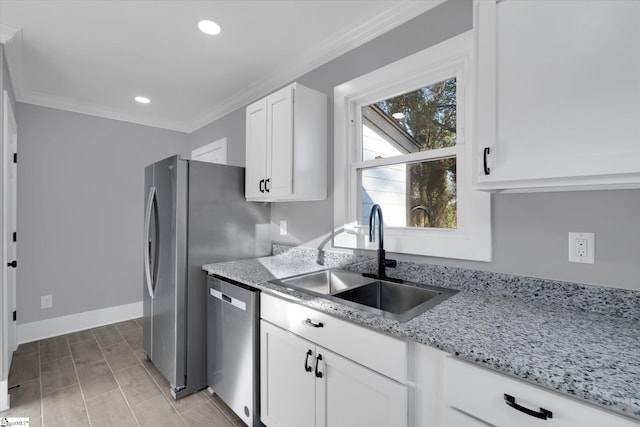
xmin=1 ymin=318 xmax=246 ymax=426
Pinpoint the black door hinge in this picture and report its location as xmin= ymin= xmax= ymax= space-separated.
xmin=13 ymin=153 xmax=17 ymax=163
xmin=13 ymin=231 xmax=17 ymax=242
xmin=13 ymin=311 xmax=16 ymax=321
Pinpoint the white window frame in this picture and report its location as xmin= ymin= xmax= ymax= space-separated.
xmin=333 ymin=31 xmax=492 ymax=261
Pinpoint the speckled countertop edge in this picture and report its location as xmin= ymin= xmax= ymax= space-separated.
xmin=203 ymin=249 xmax=640 ymax=421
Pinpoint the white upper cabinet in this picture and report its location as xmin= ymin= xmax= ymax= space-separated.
xmin=245 ymin=82 xmax=327 ymax=201
xmin=474 ymin=0 xmax=640 ymax=191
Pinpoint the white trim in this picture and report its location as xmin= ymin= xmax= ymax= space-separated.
xmin=0 ymin=24 xmax=20 ymax=44
xmin=2 ymin=2 xmax=445 ymax=134
xmin=334 ymin=31 xmax=492 ymax=262
xmin=0 ymin=379 xmax=8 ymax=411
xmin=17 ymin=301 xmax=142 ymax=344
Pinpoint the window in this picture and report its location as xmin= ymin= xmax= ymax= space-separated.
xmin=359 ymin=78 xmax=458 ymax=229
xmin=333 ymin=31 xmax=492 ymax=261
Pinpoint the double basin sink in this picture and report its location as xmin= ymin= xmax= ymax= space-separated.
xmin=270 ymin=269 xmax=458 ymax=322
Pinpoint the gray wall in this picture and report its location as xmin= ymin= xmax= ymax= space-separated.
xmin=2 ymin=45 xmax=16 ymax=111
xmin=17 ymin=104 xmax=188 ymax=323
xmin=189 ymin=0 xmax=640 ymax=292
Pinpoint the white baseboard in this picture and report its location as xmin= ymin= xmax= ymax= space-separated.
xmin=17 ymin=301 xmax=143 ymax=344
xmin=0 ymin=379 xmax=9 ymax=411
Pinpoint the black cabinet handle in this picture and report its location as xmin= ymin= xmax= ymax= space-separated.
xmin=304 ymin=318 xmax=324 ymax=328
xmin=265 ymin=178 xmax=270 ymax=193
xmin=304 ymin=349 xmax=313 ymax=372
xmin=483 ymin=147 xmax=491 ymax=175
xmin=259 ymin=179 xmax=265 ymax=193
xmin=314 ymin=354 xmax=323 ymax=378
xmin=504 ymin=394 xmax=552 ymax=420
xmin=7 ymin=260 xmax=17 ymax=268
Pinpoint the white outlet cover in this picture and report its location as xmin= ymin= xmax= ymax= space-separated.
xmin=41 ymin=295 xmax=53 ymax=309
xmin=568 ymin=232 xmax=595 ymax=264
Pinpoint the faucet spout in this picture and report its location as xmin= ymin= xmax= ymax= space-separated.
xmin=368 ymin=204 xmax=396 ymax=279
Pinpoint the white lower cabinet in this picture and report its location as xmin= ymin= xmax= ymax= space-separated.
xmin=260 ymin=320 xmax=407 ymax=427
xmin=320 ymin=346 xmax=407 ymax=427
xmin=260 ymin=320 xmax=315 ymax=427
xmin=442 ymin=407 xmax=491 ymax=427
xmin=444 ymin=356 xmax=640 ymax=427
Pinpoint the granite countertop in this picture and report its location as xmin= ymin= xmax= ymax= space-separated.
xmin=203 ymin=248 xmax=640 ymax=421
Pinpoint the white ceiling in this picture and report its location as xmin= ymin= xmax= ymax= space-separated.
xmin=0 ymin=0 xmax=441 ymax=133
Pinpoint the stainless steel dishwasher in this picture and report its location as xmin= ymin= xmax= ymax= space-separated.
xmin=207 ymin=275 xmax=260 ymax=427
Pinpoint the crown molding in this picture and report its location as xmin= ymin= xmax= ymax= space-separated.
xmin=186 ymin=0 xmax=447 ymax=133
xmin=0 ymin=24 xmax=20 ymax=43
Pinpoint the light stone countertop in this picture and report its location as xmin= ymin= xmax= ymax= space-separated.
xmin=203 ymin=249 xmax=640 ymax=421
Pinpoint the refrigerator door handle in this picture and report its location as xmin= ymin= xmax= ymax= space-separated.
xmin=144 ymin=186 xmax=158 ymax=298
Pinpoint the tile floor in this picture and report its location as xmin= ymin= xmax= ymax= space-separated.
xmin=1 ymin=318 xmax=246 ymax=427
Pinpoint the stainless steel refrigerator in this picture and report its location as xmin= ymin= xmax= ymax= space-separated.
xmin=143 ymin=155 xmax=270 ymax=399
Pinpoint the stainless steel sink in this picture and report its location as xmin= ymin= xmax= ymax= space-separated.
xmin=333 ymin=279 xmax=458 ymax=322
xmin=271 ymin=269 xmax=458 ymax=322
xmin=272 ymin=269 xmax=373 ymax=295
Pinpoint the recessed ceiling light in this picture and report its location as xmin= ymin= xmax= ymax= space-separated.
xmin=135 ymin=96 xmax=151 ymax=104
xmin=198 ymin=20 xmax=221 ymax=35
xmin=392 ymin=112 xmax=405 ymax=120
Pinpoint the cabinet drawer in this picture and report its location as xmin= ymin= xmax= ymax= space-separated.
xmin=444 ymin=356 xmax=640 ymax=427
xmin=442 ymin=407 xmax=491 ymax=427
xmin=261 ymin=292 xmax=407 ymax=382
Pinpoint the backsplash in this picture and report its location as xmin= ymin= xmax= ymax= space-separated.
xmin=272 ymin=244 xmax=640 ymax=320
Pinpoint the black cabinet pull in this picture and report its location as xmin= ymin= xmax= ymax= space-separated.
xmin=504 ymin=394 xmax=552 ymax=420
xmin=304 ymin=318 xmax=324 ymax=328
xmin=259 ymin=179 xmax=265 ymax=193
xmin=483 ymin=147 xmax=491 ymax=175
xmin=314 ymin=354 xmax=323 ymax=378
xmin=7 ymin=260 xmax=17 ymax=268
xmin=304 ymin=349 xmax=313 ymax=372
xmin=265 ymin=178 xmax=270 ymax=193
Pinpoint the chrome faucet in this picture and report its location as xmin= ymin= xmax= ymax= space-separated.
xmin=368 ymin=204 xmax=396 ymax=279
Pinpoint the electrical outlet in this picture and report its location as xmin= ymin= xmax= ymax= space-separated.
xmin=41 ymin=295 xmax=53 ymax=309
xmin=568 ymin=232 xmax=594 ymax=264
xmin=279 ymin=220 xmax=287 ymax=236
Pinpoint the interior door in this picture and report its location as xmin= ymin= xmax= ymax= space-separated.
xmin=2 ymin=91 xmax=18 ymax=398
xmin=5 ymin=93 xmax=17 ymax=358
xmin=0 ymin=91 xmax=18 ymax=410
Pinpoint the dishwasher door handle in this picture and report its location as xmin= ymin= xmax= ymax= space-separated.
xmin=210 ymin=288 xmax=247 ymax=311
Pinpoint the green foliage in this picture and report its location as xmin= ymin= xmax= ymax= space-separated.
xmin=377 ymin=78 xmax=457 ymax=229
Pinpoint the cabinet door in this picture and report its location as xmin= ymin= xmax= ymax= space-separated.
xmin=475 ymin=0 xmax=640 ymax=190
xmin=267 ymin=85 xmax=294 ymax=199
xmin=260 ymin=320 xmax=316 ymax=427
xmin=316 ymin=347 xmax=408 ymax=427
xmin=246 ymin=98 xmax=268 ymax=199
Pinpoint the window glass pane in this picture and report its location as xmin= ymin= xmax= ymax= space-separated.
xmin=361 ymin=77 xmax=457 ymax=160
xmin=360 ymin=157 xmax=456 ymax=229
